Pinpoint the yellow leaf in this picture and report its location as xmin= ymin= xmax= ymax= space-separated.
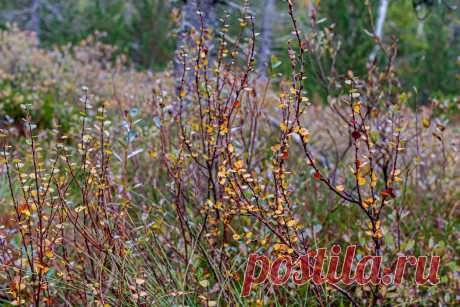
xmin=149 ymin=150 xmax=158 ymax=158
xmin=35 ymin=263 xmax=49 ymax=274
xmin=373 ymin=230 xmax=383 ymax=239
xmin=363 ymin=198 xmax=374 ymax=208
xmin=271 ymin=144 xmax=282 ymax=152
xmin=20 ymin=208 xmax=31 ymax=217
xmin=299 ymin=128 xmax=310 ymax=143
xmin=75 ymin=206 xmax=86 ymax=213
xmin=422 ymin=118 xmax=430 ymax=128
xmin=233 ymin=160 xmax=244 ymax=170
xmin=371 ymin=171 xmax=377 ymax=187
xmin=220 ymin=124 xmax=229 ymax=135
xmin=357 ymin=175 xmax=367 ymax=186
xmin=280 ymin=122 xmax=288 ymax=133
xmin=336 ymin=185 xmax=345 ymax=192
xmin=353 ymin=103 xmax=361 ymax=113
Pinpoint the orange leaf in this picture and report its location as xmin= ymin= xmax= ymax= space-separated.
xmin=380 ymin=188 xmax=395 ymax=198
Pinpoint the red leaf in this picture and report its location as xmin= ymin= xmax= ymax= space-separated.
xmin=313 ymin=171 xmax=321 ymax=180
xmin=352 ymin=130 xmax=361 ymax=140
xmin=281 ymin=150 xmax=289 ymax=160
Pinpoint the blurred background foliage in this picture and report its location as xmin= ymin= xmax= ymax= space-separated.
xmin=0 ymin=0 xmax=458 ymax=96
xmin=0 ymin=0 xmax=177 ymax=70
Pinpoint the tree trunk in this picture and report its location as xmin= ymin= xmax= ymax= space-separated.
xmin=31 ymin=0 xmax=41 ymax=46
xmin=368 ymin=0 xmax=389 ymax=63
xmin=257 ymin=0 xmax=275 ymax=77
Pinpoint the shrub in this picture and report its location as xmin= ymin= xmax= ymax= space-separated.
xmin=0 ymin=2 xmax=459 ymax=306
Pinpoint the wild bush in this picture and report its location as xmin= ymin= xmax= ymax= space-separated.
xmin=0 ymin=2 xmax=458 ymax=306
